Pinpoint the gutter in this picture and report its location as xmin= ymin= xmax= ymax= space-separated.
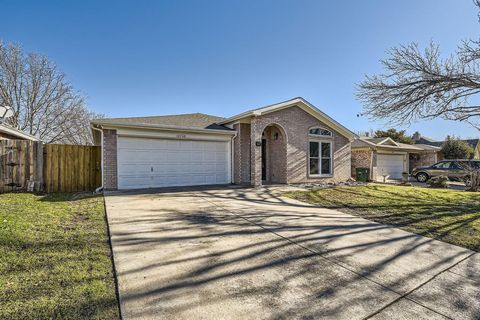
xmin=92 ymin=125 xmax=104 ymax=193
xmin=91 ymin=121 xmax=236 ymax=135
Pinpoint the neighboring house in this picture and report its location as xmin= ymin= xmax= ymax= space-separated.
xmin=0 ymin=123 xmax=39 ymax=141
xmin=91 ymin=97 xmax=357 ymax=190
xmin=351 ymin=137 xmax=440 ymax=181
xmin=413 ymin=133 xmax=480 ymax=159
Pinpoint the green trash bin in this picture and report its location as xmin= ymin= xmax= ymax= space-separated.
xmin=356 ymin=168 xmax=370 ymax=182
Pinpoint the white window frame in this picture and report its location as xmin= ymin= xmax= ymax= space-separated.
xmin=308 ymin=139 xmax=333 ymax=177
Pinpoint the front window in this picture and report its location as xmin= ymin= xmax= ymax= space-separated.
xmin=309 ymin=141 xmax=332 ymax=175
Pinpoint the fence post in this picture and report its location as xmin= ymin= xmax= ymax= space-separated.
xmin=36 ymin=142 xmax=44 ymax=192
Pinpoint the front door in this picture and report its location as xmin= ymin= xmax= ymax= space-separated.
xmin=261 ymin=139 xmax=267 ymax=181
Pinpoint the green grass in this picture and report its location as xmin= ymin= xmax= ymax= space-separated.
xmin=285 ymin=184 xmax=480 ymax=251
xmin=0 ymin=193 xmax=119 ymax=320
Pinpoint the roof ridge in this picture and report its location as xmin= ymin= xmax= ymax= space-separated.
xmin=95 ymin=112 xmax=225 ymax=121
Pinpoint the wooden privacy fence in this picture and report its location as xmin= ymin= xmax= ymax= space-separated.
xmin=0 ymin=140 xmax=43 ymax=193
xmin=43 ymin=144 xmax=101 ymax=193
xmin=0 ymin=140 xmax=101 ymax=193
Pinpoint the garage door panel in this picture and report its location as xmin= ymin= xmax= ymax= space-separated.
xmin=216 ymin=152 xmax=227 ymax=161
xmin=117 ymin=137 xmax=230 ymax=189
xmin=377 ymin=154 xmax=404 ymax=180
xmin=118 ymin=164 xmax=151 ymax=175
xmin=119 ymin=176 xmax=151 ymax=189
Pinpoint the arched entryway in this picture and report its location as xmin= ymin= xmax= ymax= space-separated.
xmin=260 ymin=124 xmax=287 ymax=184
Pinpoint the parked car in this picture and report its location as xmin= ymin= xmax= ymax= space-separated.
xmin=411 ymin=160 xmax=480 ymax=183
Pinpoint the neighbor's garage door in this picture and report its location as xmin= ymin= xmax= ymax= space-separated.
xmin=376 ymin=154 xmax=404 ymax=180
xmin=117 ymin=137 xmax=230 ymax=189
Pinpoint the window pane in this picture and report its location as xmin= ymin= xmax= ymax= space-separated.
xmin=309 ymin=142 xmax=319 ymax=157
xmin=309 ymin=128 xmax=332 ymax=136
xmin=321 ymin=142 xmax=331 ymax=158
xmin=438 ymin=162 xmax=451 ymax=169
xmin=321 ymin=159 xmax=331 ymax=174
xmin=320 ymin=129 xmax=332 ymax=136
xmin=451 ymin=162 xmax=462 ymax=169
xmin=310 ymin=158 xmax=319 ymax=174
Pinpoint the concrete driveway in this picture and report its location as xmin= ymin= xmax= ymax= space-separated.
xmin=105 ymin=186 xmax=479 ymax=320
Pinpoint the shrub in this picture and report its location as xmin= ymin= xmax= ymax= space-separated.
xmin=441 ymin=136 xmax=475 ymax=159
xmin=427 ymin=175 xmax=449 ymax=188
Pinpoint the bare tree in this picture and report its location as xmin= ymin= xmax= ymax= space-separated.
xmin=357 ymin=1 xmax=480 ymax=130
xmin=0 ymin=42 xmax=102 ymax=144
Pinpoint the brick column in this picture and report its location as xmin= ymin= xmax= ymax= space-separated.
xmin=250 ymin=119 xmax=262 ymax=187
xmin=103 ymin=129 xmax=118 ymax=190
xmin=233 ymin=124 xmax=242 ymax=184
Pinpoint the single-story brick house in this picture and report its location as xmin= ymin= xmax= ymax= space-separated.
xmin=351 ymin=137 xmax=440 ymax=181
xmin=0 ymin=123 xmax=39 ymax=141
xmin=91 ymin=97 xmax=357 ymax=190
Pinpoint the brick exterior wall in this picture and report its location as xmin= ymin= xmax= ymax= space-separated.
xmin=233 ymin=123 xmax=252 ymax=184
xmin=351 ymin=149 xmax=373 ymax=179
xmin=103 ymin=129 xmax=118 ymax=190
xmin=244 ymin=105 xmax=351 ymax=186
xmin=233 ymin=124 xmax=241 ymax=184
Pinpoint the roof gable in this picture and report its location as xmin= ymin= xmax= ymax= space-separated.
xmin=376 ymin=137 xmax=399 ymax=146
xmin=352 ymin=137 xmax=441 ymax=152
xmin=219 ymin=97 xmax=357 ymax=140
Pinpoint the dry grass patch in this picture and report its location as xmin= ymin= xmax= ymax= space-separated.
xmin=285 ymin=184 xmax=480 ymax=251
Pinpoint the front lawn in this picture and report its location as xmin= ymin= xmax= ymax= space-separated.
xmin=285 ymin=184 xmax=480 ymax=251
xmin=0 ymin=193 xmax=119 ymax=320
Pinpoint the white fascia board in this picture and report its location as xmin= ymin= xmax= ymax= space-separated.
xmin=376 ymin=145 xmax=423 ymax=152
xmin=0 ymin=124 xmax=40 ymax=141
xmin=218 ymin=98 xmax=305 ymax=125
xmin=115 ymin=126 xmax=233 ymax=142
xmin=355 ymin=138 xmax=377 ymax=147
xmin=220 ymin=97 xmax=357 ymax=140
xmin=92 ymin=122 xmax=236 ymax=136
xmin=377 ymin=137 xmax=399 ymax=146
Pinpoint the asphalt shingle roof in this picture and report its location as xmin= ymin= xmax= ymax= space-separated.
xmin=92 ymin=113 xmax=233 ymax=131
xmin=417 ymin=138 xmax=479 ymax=149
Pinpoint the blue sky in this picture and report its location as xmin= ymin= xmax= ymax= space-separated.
xmin=1 ymin=0 xmax=479 ymax=139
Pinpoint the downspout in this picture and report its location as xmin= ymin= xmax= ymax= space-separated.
xmin=92 ymin=125 xmax=104 ymax=193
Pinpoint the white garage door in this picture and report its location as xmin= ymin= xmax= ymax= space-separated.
xmin=117 ymin=137 xmax=230 ymax=189
xmin=376 ymin=154 xmax=404 ymax=180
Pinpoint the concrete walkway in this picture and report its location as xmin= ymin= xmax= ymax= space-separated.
xmin=105 ymin=186 xmax=480 ymax=320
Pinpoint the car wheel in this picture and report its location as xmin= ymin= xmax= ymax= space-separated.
xmin=416 ymin=173 xmax=429 ymax=183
